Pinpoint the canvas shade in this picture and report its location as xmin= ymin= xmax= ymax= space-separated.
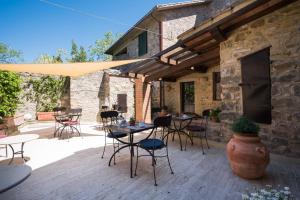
xmin=0 ymin=59 xmax=145 ymax=77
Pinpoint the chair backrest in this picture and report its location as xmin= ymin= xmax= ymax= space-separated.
xmin=100 ymin=111 xmax=119 ymax=125
xmin=53 ymin=107 xmax=66 ymax=113
xmin=154 ymin=115 xmax=172 ymax=128
xmin=68 ymin=108 xmax=82 ymax=122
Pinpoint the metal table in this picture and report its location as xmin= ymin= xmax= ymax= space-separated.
xmin=0 ymin=134 xmax=39 ymax=165
xmin=170 ymin=115 xmax=193 ymax=151
xmin=107 ymin=124 xmax=154 ymax=178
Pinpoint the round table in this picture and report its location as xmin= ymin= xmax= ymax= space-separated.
xmin=0 ymin=134 xmax=39 ymax=165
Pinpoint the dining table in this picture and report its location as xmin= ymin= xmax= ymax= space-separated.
xmin=106 ymin=123 xmax=154 ymax=178
xmin=170 ymin=115 xmax=194 ymax=151
xmin=0 ymin=134 xmax=39 ymax=165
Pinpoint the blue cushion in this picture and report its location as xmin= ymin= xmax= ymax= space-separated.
xmin=107 ymin=132 xmax=127 ymax=138
xmin=139 ymin=139 xmax=165 ymax=150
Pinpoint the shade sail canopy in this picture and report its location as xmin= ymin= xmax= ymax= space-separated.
xmin=0 ymin=59 xmax=145 ymax=77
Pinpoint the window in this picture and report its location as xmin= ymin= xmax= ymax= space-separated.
xmin=213 ymin=72 xmax=221 ymax=100
xmin=117 ymin=94 xmax=127 ymax=113
xmin=181 ymin=82 xmax=195 ymax=113
xmin=240 ymin=48 xmax=271 ymax=124
xmin=138 ymin=31 xmax=148 ymax=56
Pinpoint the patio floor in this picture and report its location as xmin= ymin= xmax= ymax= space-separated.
xmin=0 ymin=122 xmax=299 ymax=200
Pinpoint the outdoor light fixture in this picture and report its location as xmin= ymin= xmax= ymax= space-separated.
xmin=159 ymin=78 xmax=162 ymax=81
xmin=191 ymin=66 xmax=195 ymax=70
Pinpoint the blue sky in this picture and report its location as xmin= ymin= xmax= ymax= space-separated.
xmin=0 ymin=0 xmax=183 ymax=62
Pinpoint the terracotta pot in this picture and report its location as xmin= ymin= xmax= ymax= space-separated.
xmin=4 ymin=114 xmax=24 ymax=128
xmin=37 ymin=112 xmax=55 ymax=121
xmin=226 ymin=134 xmax=269 ymax=179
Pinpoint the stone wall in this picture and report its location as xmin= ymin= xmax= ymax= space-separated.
xmin=219 ymin=1 xmax=300 ymax=157
xmin=164 ymin=65 xmax=221 ymax=114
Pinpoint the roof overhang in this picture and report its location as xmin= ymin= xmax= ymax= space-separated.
xmin=122 ymin=0 xmax=297 ymax=82
xmin=0 ymin=59 xmax=145 ymax=77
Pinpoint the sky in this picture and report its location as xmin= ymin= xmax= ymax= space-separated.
xmin=0 ymin=0 xmax=184 ymax=63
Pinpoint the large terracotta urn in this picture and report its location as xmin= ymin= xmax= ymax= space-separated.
xmin=226 ymin=134 xmax=270 ymax=179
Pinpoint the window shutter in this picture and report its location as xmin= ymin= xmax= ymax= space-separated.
xmin=138 ymin=31 xmax=148 ymax=56
xmin=240 ymin=48 xmax=271 ymax=124
xmin=117 ymin=94 xmax=127 ymax=113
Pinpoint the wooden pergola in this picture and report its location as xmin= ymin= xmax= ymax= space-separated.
xmin=120 ymin=0 xmax=296 ymax=82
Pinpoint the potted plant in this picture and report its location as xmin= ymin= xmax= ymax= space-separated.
xmin=129 ymin=117 xmax=135 ymax=126
xmin=209 ymin=108 xmax=221 ymax=122
xmin=0 ymin=71 xmax=24 ymax=131
xmin=226 ymin=116 xmax=269 ymax=179
xmin=25 ymin=75 xmax=65 ymax=121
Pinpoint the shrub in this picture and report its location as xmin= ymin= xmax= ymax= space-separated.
xmin=209 ymin=108 xmax=221 ymax=122
xmin=231 ymin=116 xmax=260 ymax=135
xmin=24 ymin=75 xmax=65 ymax=112
xmin=0 ymin=71 xmax=22 ymax=117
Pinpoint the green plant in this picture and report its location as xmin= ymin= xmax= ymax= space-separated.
xmin=0 ymin=116 xmax=4 ymax=124
xmin=129 ymin=117 xmax=135 ymax=123
xmin=25 ymin=75 xmax=66 ymax=112
xmin=0 ymin=71 xmax=22 ymax=117
xmin=231 ymin=116 xmax=260 ymax=135
xmin=209 ymin=107 xmax=221 ymax=122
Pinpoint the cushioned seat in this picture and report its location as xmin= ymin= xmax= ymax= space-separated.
xmin=107 ymin=131 xmax=127 ymax=138
xmin=139 ymin=139 xmax=165 ymax=150
xmin=186 ymin=125 xmax=206 ymax=132
xmin=62 ymin=121 xmax=79 ymax=126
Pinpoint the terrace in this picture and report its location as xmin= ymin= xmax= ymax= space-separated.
xmin=0 ymin=122 xmax=299 ymax=200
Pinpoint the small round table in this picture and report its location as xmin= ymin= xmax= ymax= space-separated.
xmin=0 ymin=134 xmax=39 ymax=165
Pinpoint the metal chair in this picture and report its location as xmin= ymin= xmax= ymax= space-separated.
xmin=100 ymin=111 xmax=127 ymax=164
xmin=134 ymin=115 xmax=174 ymax=186
xmin=59 ymin=108 xmax=82 ymax=138
xmin=53 ymin=107 xmax=67 ymax=137
xmin=185 ymin=110 xmax=210 ymax=154
xmin=0 ymin=125 xmax=8 ymax=157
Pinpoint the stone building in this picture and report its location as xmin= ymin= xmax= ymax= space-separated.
xmin=106 ymin=0 xmax=238 ymax=121
xmin=110 ymin=0 xmax=300 ymax=158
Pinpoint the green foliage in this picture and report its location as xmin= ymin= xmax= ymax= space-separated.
xmin=70 ymin=40 xmax=88 ymax=62
xmin=129 ymin=117 xmax=135 ymax=123
xmin=0 ymin=71 xmax=22 ymax=117
xmin=34 ymin=50 xmax=66 ymax=64
xmin=89 ymin=32 xmax=122 ymax=61
xmin=0 ymin=43 xmax=22 ymax=63
xmin=25 ymin=76 xmax=65 ymax=112
xmin=209 ymin=107 xmax=221 ymax=121
xmin=231 ymin=116 xmax=260 ymax=135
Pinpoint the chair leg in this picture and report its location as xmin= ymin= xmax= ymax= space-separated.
xmin=5 ymin=145 xmax=8 ymax=157
xmin=184 ymin=132 xmax=188 ymax=151
xmin=166 ymin=146 xmax=174 ymax=174
xmin=101 ymin=132 xmax=107 ymax=159
xmin=113 ymin=138 xmax=116 ymax=165
xmin=200 ymin=135 xmax=205 ymax=155
xmin=205 ymin=130 xmax=209 ymax=149
xmin=134 ymin=147 xmax=139 ymax=176
xmin=152 ymin=150 xmax=157 ymax=186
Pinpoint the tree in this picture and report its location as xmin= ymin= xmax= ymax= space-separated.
xmin=0 ymin=43 xmax=22 ymax=63
xmin=89 ymin=32 xmax=122 ymax=61
xmin=0 ymin=43 xmax=22 ymax=119
xmin=70 ymin=40 xmax=88 ymax=62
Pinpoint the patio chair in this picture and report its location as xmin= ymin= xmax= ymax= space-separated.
xmin=0 ymin=125 xmax=8 ymax=157
xmin=134 ymin=115 xmax=174 ymax=186
xmin=185 ymin=109 xmax=210 ymax=154
xmin=59 ymin=108 xmax=82 ymax=138
xmin=53 ymin=107 xmax=67 ymax=137
xmin=100 ymin=111 xmax=127 ymax=164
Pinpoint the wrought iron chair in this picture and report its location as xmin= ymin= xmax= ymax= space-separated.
xmin=53 ymin=107 xmax=67 ymax=137
xmin=100 ymin=111 xmax=127 ymax=164
xmin=59 ymin=108 xmax=82 ymax=138
xmin=134 ymin=115 xmax=174 ymax=186
xmin=0 ymin=125 xmax=8 ymax=157
xmin=185 ymin=109 xmax=210 ymax=154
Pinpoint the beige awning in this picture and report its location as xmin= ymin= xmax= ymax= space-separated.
xmin=0 ymin=59 xmax=145 ymax=77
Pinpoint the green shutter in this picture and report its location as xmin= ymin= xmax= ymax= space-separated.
xmin=138 ymin=31 xmax=148 ymax=56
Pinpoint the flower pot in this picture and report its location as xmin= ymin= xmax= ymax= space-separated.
xmin=0 ymin=124 xmax=7 ymax=136
xmin=226 ymin=134 xmax=269 ymax=179
xmin=4 ymin=114 xmax=24 ymax=128
xmin=37 ymin=112 xmax=55 ymax=121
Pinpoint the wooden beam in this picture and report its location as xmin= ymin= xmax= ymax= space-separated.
xmin=141 ymin=63 xmax=167 ymax=75
xmin=176 ymin=40 xmax=219 ymax=62
xmin=210 ymin=27 xmax=226 ymax=42
xmin=129 ymin=59 xmax=158 ymax=73
xmin=221 ymin=0 xmax=297 ymax=33
xmin=145 ymin=47 xmax=219 ymax=82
